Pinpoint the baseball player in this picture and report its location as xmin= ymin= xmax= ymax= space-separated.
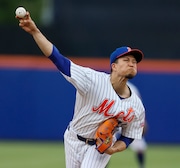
xmin=16 ymin=11 xmax=145 ymax=168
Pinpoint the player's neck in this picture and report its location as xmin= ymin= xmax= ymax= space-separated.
xmin=110 ymin=76 xmax=131 ymax=98
xmin=116 ymin=85 xmax=131 ymax=98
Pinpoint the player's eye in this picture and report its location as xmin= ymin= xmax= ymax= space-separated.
xmin=123 ymin=58 xmax=129 ymax=62
xmin=133 ymin=60 xmax=137 ymax=64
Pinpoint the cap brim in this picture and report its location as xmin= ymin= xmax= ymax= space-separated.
xmin=117 ymin=49 xmax=144 ymax=63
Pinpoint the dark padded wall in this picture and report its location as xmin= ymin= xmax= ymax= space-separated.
xmin=1 ymin=1 xmax=180 ymax=59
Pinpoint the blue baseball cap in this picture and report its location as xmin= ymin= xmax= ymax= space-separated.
xmin=110 ymin=46 xmax=144 ymax=65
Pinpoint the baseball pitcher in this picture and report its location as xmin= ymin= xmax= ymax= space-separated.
xmin=16 ymin=11 xmax=145 ymax=168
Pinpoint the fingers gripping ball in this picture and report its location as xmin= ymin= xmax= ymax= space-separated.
xmin=15 ymin=7 xmax=27 ymax=18
xmin=94 ymin=117 xmax=118 ymax=154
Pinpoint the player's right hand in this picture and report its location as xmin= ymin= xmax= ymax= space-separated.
xmin=16 ymin=11 xmax=39 ymax=35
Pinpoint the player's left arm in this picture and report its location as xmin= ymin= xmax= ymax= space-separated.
xmin=105 ymin=136 xmax=134 ymax=155
xmin=106 ymin=110 xmax=145 ymax=155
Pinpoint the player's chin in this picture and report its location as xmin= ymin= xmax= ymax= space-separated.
xmin=126 ymin=70 xmax=137 ymax=79
xmin=125 ymin=75 xmax=134 ymax=79
xmin=125 ymin=73 xmax=136 ymax=79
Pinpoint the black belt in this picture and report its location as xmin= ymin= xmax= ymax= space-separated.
xmin=77 ymin=134 xmax=96 ymax=146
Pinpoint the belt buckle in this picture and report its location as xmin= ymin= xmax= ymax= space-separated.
xmin=85 ymin=138 xmax=90 ymax=144
xmin=86 ymin=138 xmax=94 ymax=145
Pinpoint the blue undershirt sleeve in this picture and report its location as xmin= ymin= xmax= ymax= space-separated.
xmin=118 ymin=135 xmax=134 ymax=148
xmin=48 ymin=45 xmax=71 ymax=77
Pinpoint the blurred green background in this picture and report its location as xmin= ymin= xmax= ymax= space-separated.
xmin=0 ymin=141 xmax=179 ymax=168
xmin=0 ymin=0 xmax=42 ymax=24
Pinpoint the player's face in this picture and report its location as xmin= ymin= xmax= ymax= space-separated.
xmin=112 ymin=55 xmax=137 ymax=79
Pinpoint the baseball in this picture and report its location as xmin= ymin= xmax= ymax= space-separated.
xmin=15 ymin=7 xmax=26 ymax=18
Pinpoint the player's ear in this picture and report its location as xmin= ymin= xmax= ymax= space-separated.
xmin=111 ymin=63 xmax=116 ymax=72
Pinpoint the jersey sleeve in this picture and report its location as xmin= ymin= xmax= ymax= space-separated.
xmin=121 ymin=109 xmax=145 ymax=139
xmin=49 ymin=45 xmax=71 ymax=76
xmin=48 ymin=45 xmax=92 ymax=95
xmin=63 ymin=62 xmax=92 ymax=95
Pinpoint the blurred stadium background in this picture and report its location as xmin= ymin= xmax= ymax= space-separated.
xmin=0 ymin=0 xmax=180 ymax=168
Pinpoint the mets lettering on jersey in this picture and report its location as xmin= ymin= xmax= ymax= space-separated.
xmin=92 ymin=99 xmax=135 ymax=123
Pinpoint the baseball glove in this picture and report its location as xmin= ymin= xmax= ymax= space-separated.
xmin=94 ymin=117 xmax=118 ymax=154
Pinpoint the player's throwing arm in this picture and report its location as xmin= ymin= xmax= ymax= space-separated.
xmin=15 ymin=7 xmax=53 ymax=57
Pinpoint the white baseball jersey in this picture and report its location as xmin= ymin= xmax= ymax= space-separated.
xmin=63 ymin=62 xmax=145 ymax=139
xmin=62 ymin=61 xmax=145 ymax=168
